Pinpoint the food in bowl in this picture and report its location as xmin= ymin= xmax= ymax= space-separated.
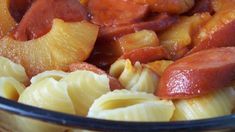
xmin=0 ymin=0 xmax=235 ymax=131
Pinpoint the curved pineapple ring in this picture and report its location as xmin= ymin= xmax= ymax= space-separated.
xmin=172 ymin=87 xmax=235 ymax=121
xmin=0 ymin=56 xmax=28 ymax=83
xmin=0 ymin=0 xmax=16 ymax=38
xmin=0 ymin=77 xmax=25 ymax=101
xmin=110 ymin=59 xmax=159 ymax=93
xmin=88 ymin=89 xmax=175 ymax=121
xmin=30 ymin=70 xmax=68 ymax=84
xmin=0 ymin=19 xmax=99 ymax=77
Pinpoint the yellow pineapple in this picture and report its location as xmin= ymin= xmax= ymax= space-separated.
xmin=0 ymin=19 xmax=99 ymax=77
xmin=0 ymin=0 xmax=16 ymax=38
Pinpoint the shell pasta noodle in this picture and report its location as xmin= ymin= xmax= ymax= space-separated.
xmin=0 ymin=56 xmax=28 ymax=83
xmin=30 ymin=70 xmax=68 ymax=84
xmin=172 ymin=87 xmax=235 ymax=121
xmin=2 ymin=0 xmax=235 ymax=131
xmin=19 ymin=78 xmax=75 ymax=114
xmin=17 ymin=78 xmax=75 ymax=132
xmin=60 ymin=70 xmax=110 ymax=116
xmin=110 ymin=59 xmax=159 ymax=93
xmin=0 ymin=77 xmax=25 ymax=101
xmin=17 ymin=70 xmax=110 ymax=131
xmin=88 ymin=89 xmax=175 ymax=121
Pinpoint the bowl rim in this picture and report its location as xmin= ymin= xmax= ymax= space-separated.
xmin=0 ymin=96 xmax=235 ymax=131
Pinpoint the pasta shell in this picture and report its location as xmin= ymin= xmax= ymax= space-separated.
xmin=30 ymin=70 xmax=68 ymax=84
xmin=88 ymin=89 xmax=175 ymax=122
xmin=60 ymin=70 xmax=110 ymax=116
xmin=17 ymin=78 xmax=74 ymax=132
xmin=110 ymin=59 xmax=158 ymax=93
xmin=0 ymin=56 xmax=28 ymax=83
xmin=0 ymin=77 xmax=25 ymax=101
xmin=19 ymin=78 xmax=75 ymax=114
xmin=172 ymin=87 xmax=235 ymax=120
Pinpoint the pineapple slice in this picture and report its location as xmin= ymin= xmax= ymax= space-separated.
xmin=145 ymin=60 xmax=174 ymax=76
xmin=80 ymin=0 xmax=89 ymax=6
xmin=159 ymin=13 xmax=211 ymax=59
xmin=212 ymin=0 xmax=235 ymax=12
xmin=116 ymin=30 xmax=159 ymax=53
xmin=133 ymin=0 xmax=195 ymax=14
xmin=0 ymin=0 xmax=16 ymax=38
xmin=0 ymin=19 xmax=99 ymax=77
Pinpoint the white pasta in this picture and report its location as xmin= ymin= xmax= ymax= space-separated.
xmin=88 ymin=89 xmax=175 ymax=122
xmin=30 ymin=70 xmax=68 ymax=84
xmin=172 ymin=87 xmax=235 ymax=121
xmin=0 ymin=77 xmax=25 ymax=101
xmin=60 ymin=70 xmax=110 ymax=116
xmin=17 ymin=78 xmax=75 ymax=132
xmin=19 ymin=78 xmax=75 ymax=114
xmin=0 ymin=56 xmax=28 ymax=83
xmin=110 ymin=59 xmax=159 ymax=93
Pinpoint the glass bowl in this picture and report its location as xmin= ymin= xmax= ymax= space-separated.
xmin=0 ymin=97 xmax=235 ymax=131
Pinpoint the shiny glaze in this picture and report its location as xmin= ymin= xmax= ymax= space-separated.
xmin=157 ymin=47 xmax=235 ymax=99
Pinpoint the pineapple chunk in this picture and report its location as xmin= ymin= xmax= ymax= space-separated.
xmin=159 ymin=13 xmax=211 ymax=59
xmin=212 ymin=0 xmax=235 ymax=12
xmin=0 ymin=0 xmax=16 ymax=38
xmin=0 ymin=19 xmax=98 ymax=77
xmin=80 ymin=0 xmax=89 ymax=5
xmin=145 ymin=60 xmax=173 ymax=76
xmin=116 ymin=30 xmax=159 ymax=53
xmin=133 ymin=0 xmax=195 ymax=14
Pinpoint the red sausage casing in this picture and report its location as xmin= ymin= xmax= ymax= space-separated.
xmin=13 ymin=0 xmax=88 ymax=41
xmin=157 ymin=47 xmax=235 ymax=99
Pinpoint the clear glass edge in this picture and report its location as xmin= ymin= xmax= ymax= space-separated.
xmin=0 ymin=96 xmax=235 ymax=131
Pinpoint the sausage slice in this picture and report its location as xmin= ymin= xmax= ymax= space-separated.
xmin=157 ymin=47 xmax=235 ymax=99
xmin=13 ymin=0 xmax=88 ymax=41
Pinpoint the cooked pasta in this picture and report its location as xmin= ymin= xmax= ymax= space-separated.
xmin=172 ymin=87 xmax=235 ymax=121
xmin=19 ymin=78 xmax=75 ymax=114
xmin=109 ymin=59 xmax=158 ymax=93
xmin=0 ymin=56 xmax=28 ymax=83
xmin=88 ymin=89 xmax=175 ymax=121
xmin=17 ymin=78 xmax=75 ymax=132
xmin=0 ymin=77 xmax=25 ymax=101
xmin=60 ymin=70 xmax=110 ymax=116
xmin=30 ymin=70 xmax=68 ymax=84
